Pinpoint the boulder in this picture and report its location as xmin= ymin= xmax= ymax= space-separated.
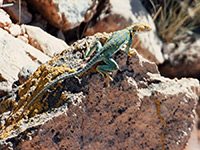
xmin=0 ymin=34 xmax=198 ymax=150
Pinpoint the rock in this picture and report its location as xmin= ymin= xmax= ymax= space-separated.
xmin=184 ymin=118 xmax=200 ymax=150
xmin=0 ymin=80 xmax=11 ymax=97
xmin=0 ymin=28 xmax=50 ymax=96
xmin=4 ymin=23 xmax=22 ymax=37
xmin=0 ymin=9 xmax=69 ymax=96
xmin=3 ymin=23 xmax=69 ymax=57
xmin=159 ymin=38 xmax=200 ymax=79
xmin=85 ymin=0 xmax=164 ymax=64
xmin=16 ymin=34 xmax=29 ymax=43
xmin=27 ymin=0 xmax=95 ymax=31
xmin=18 ymin=64 xmax=39 ymax=84
xmin=0 ymin=0 xmax=3 ymax=6
xmin=0 ymin=33 xmax=198 ymax=149
xmin=0 ymin=9 xmax=12 ymax=27
xmin=23 ymin=25 xmax=69 ymax=57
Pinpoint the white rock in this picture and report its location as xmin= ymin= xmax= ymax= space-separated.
xmin=57 ymin=0 xmax=92 ymax=28
xmin=23 ymin=25 xmax=69 ymax=57
xmin=0 ymin=9 xmax=12 ymax=27
xmin=17 ymin=34 xmax=29 ymax=43
xmin=0 ymin=28 xmax=50 ymax=91
xmin=7 ymin=24 xmax=22 ymax=37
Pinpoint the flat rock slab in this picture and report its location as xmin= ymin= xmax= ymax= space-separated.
xmin=0 ymin=28 xmax=50 ymax=94
xmin=0 ymin=33 xmax=199 ymax=150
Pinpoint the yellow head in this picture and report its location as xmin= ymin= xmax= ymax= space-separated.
xmin=128 ymin=22 xmax=152 ymax=33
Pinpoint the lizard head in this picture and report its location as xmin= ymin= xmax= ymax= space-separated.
xmin=129 ymin=22 xmax=152 ymax=34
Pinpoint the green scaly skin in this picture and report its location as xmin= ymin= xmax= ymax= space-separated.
xmin=16 ymin=22 xmax=152 ymax=121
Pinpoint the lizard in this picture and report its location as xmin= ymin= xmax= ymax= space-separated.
xmin=12 ymin=22 xmax=152 ymax=123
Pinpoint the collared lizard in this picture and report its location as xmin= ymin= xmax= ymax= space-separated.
xmin=9 ymin=22 xmax=152 ymax=124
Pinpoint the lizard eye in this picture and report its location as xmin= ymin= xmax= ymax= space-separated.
xmin=136 ymin=26 xmax=145 ymax=32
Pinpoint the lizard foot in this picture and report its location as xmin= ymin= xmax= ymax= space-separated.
xmin=106 ymin=72 xmax=113 ymax=81
xmin=106 ymin=73 xmax=114 ymax=87
xmin=98 ymin=71 xmax=113 ymax=87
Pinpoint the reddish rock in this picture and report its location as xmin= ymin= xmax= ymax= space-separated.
xmin=0 ymin=43 xmax=198 ymax=149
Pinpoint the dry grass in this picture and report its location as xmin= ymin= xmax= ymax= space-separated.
xmin=152 ymin=0 xmax=200 ymax=42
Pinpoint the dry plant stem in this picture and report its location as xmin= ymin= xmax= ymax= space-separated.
xmin=165 ymin=4 xmax=200 ymax=41
xmin=18 ymin=0 xmax=21 ymax=24
xmin=156 ymin=0 xmax=200 ymax=42
xmin=153 ymin=6 xmax=162 ymax=21
xmin=149 ymin=0 xmax=157 ymax=14
xmin=0 ymin=3 xmax=13 ymax=7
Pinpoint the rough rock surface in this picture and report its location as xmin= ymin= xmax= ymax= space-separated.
xmin=159 ymin=39 xmax=200 ymax=79
xmin=85 ymin=0 xmax=164 ymax=64
xmin=0 ymin=34 xmax=199 ymax=149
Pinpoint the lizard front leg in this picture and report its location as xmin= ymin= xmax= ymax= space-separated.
xmin=125 ymin=38 xmax=137 ymax=57
xmin=84 ymin=41 xmax=102 ymax=58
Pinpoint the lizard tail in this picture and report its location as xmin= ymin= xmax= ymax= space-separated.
xmin=14 ymin=72 xmax=76 ymax=122
xmin=15 ymin=54 xmax=101 ymax=122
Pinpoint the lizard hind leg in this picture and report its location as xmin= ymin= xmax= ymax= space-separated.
xmin=96 ymin=57 xmax=119 ymax=86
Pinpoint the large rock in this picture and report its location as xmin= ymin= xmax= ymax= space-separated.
xmin=0 ymin=33 xmax=198 ymax=149
xmin=23 ymin=25 xmax=69 ymax=56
